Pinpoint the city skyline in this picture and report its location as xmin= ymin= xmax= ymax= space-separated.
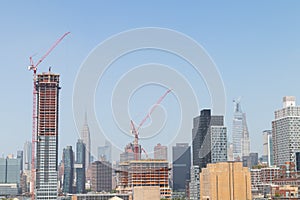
xmin=0 ymin=2 xmax=300 ymax=161
xmin=1 ymin=2 xmax=300 ymax=199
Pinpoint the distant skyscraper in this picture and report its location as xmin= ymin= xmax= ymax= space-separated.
xmin=262 ymin=130 xmax=273 ymax=166
xmin=0 ymin=157 xmax=22 ymax=196
xmin=35 ymin=72 xmax=60 ymax=200
xmin=172 ymin=143 xmax=191 ymax=192
xmin=23 ymin=141 xmax=32 ymax=171
xmin=154 ymin=143 xmax=168 ymax=160
xmin=227 ymin=142 xmax=234 ymax=161
xmin=81 ymin=113 xmax=91 ymax=169
xmin=192 ymin=109 xmax=210 ymax=167
xmin=0 ymin=159 xmax=6 ymax=183
xmin=75 ymin=139 xmax=86 ymax=194
xmin=0 ymin=157 xmax=21 ymax=184
xmin=17 ymin=151 xmax=23 ymax=171
xmin=7 ymin=158 xmax=21 ymax=184
xmin=242 ymin=152 xmax=258 ymax=168
xmin=62 ymin=146 xmax=74 ymax=194
xmin=97 ymin=140 xmax=112 ymax=162
xmin=91 ymin=161 xmax=112 ymax=192
xmin=120 ymin=143 xmax=138 ymax=162
xmin=232 ymin=98 xmax=250 ymax=160
xmin=272 ymin=96 xmax=300 ymax=166
xmin=192 ymin=109 xmax=227 ymax=170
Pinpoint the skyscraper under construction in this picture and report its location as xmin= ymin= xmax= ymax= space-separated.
xmin=35 ymin=71 xmax=60 ymax=199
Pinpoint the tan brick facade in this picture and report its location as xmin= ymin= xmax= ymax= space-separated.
xmin=200 ymin=162 xmax=251 ymax=200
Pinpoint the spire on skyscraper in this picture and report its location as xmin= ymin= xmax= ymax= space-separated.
xmin=233 ymin=97 xmax=242 ymax=113
xmin=84 ymin=110 xmax=87 ymax=125
xmin=232 ymin=98 xmax=250 ymax=161
xmin=81 ymin=112 xmax=91 ymax=169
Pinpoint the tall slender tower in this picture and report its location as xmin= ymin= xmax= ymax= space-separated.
xmin=62 ymin=146 xmax=74 ymax=194
xmin=192 ymin=109 xmax=227 ymax=170
xmin=232 ymin=99 xmax=250 ymax=160
xmin=36 ymin=71 xmax=60 ymax=200
xmin=75 ymin=139 xmax=86 ymax=193
xmin=172 ymin=143 xmax=191 ymax=193
xmin=262 ymin=130 xmax=273 ymax=166
xmin=81 ymin=113 xmax=91 ymax=169
xmin=23 ymin=141 xmax=32 ymax=171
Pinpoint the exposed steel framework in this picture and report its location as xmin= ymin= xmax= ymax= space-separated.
xmin=28 ymin=32 xmax=70 ymax=200
xmin=117 ymin=160 xmax=172 ymax=199
xmin=130 ymin=89 xmax=172 ymax=160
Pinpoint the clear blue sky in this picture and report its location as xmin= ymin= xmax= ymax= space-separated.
xmin=0 ymin=1 xmax=299 ymax=160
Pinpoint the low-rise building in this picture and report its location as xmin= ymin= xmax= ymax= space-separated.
xmin=70 ymin=193 xmax=131 ymax=200
xmin=272 ymin=185 xmax=298 ymax=199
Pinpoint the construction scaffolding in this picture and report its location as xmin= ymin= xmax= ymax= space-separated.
xmin=117 ymin=160 xmax=172 ymax=200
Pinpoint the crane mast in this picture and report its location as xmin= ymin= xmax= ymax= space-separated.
xmin=131 ymin=89 xmax=172 ymax=160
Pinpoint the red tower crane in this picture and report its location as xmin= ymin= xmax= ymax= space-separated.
xmin=130 ymin=89 xmax=172 ymax=160
xmin=28 ymin=32 xmax=70 ymax=200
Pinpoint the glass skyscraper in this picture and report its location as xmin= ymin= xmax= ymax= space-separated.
xmin=0 ymin=157 xmax=21 ymax=184
xmin=76 ymin=139 xmax=86 ymax=194
xmin=262 ymin=130 xmax=273 ymax=166
xmin=172 ymin=143 xmax=191 ymax=193
xmin=232 ymin=99 xmax=250 ymax=160
xmin=0 ymin=159 xmax=6 ymax=183
xmin=6 ymin=158 xmax=21 ymax=184
xmin=62 ymin=146 xmax=74 ymax=194
xmin=23 ymin=141 xmax=32 ymax=171
xmin=192 ymin=109 xmax=227 ymax=171
xmin=97 ymin=140 xmax=112 ymax=162
xmin=17 ymin=151 xmax=23 ymax=171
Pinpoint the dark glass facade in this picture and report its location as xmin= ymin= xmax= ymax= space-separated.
xmin=91 ymin=161 xmax=112 ymax=192
xmin=192 ymin=109 xmax=226 ymax=171
xmin=76 ymin=139 xmax=86 ymax=193
xmin=62 ymin=146 xmax=74 ymax=193
xmin=172 ymin=143 xmax=191 ymax=192
xmin=192 ymin=109 xmax=211 ymax=167
xmin=296 ymin=152 xmax=300 ymax=172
